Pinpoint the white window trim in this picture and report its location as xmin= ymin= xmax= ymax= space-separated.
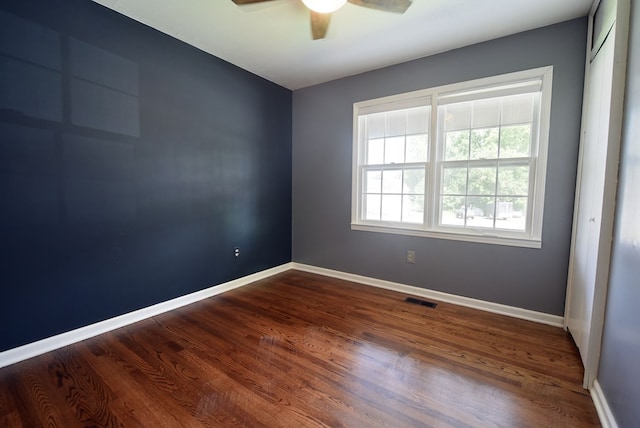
xmin=351 ymin=67 xmax=553 ymax=249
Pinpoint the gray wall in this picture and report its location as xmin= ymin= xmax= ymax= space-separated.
xmin=292 ymin=19 xmax=587 ymax=315
xmin=598 ymin=1 xmax=640 ymax=425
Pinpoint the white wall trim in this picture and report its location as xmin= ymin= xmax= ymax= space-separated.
xmin=591 ymin=379 xmax=619 ymax=428
xmin=0 ymin=263 xmax=293 ymax=369
xmin=0 ymin=261 xmax=565 ymax=369
xmin=1 ymin=260 xmax=612 ymax=426
xmin=292 ymin=263 xmax=564 ymax=327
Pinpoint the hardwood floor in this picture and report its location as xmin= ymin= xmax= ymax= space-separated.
xmin=0 ymin=270 xmax=600 ymax=427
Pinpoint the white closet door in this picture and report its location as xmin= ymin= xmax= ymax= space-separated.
xmin=566 ymin=29 xmax=614 ymax=369
xmin=565 ymin=0 xmax=629 ymax=389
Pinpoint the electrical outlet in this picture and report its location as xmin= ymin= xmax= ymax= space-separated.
xmin=406 ymin=250 xmax=415 ymax=264
xmin=234 ymin=247 xmax=240 ymax=258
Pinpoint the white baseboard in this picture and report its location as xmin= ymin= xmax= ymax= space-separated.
xmin=3 ymin=260 xmax=612 ymax=427
xmin=291 ymin=263 xmax=564 ymax=327
xmin=591 ymin=379 xmax=618 ymax=428
xmin=0 ymin=261 xmax=565 ymax=369
xmin=0 ymin=263 xmax=293 ymax=369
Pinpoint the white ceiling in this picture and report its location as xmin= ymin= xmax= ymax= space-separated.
xmin=91 ymin=0 xmax=592 ymax=90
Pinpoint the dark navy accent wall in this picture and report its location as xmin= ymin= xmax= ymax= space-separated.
xmin=0 ymin=0 xmax=292 ymax=351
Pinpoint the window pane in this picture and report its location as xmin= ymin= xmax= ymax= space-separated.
xmin=445 ymin=130 xmax=469 ymax=160
xmin=472 ymin=98 xmax=500 ymax=128
xmin=494 ymin=197 xmax=527 ymax=231
xmin=500 ymin=125 xmax=531 ymax=158
xmin=403 ymin=168 xmax=425 ymax=194
xmin=487 ymin=199 xmax=519 ymax=219
xmin=384 ymin=136 xmax=404 ymax=164
xmin=365 ymin=170 xmax=382 ymax=193
xmin=364 ymin=194 xmax=381 ymax=221
xmin=367 ymin=113 xmax=385 ymax=138
xmin=465 ymin=196 xmax=494 ymax=229
xmin=407 ymin=107 xmax=429 ymax=134
xmin=468 ymin=167 xmax=496 ymax=195
xmin=381 ymin=195 xmax=401 ymax=221
xmin=444 ymin=103 xmax=471 ymax=130
xmin=498 ymin=165 xmax=529 ymax=196
xmin=367 ymin=138 xmax=384 ymax=164
xmin=386 ymin=110 xmax=406 ymax=136
xmin=470 ymin=128 xmax=499 ymax=160
xmin=402 ymin=195 xmax=424 ymax=223
xmin=502 ymin=94 xmax=534 ymax=124
xmin=441 ymin=196 xmax=465 ymax=226
xmin=406 ymin=134 xmax=428 ymax=162
xmin=382 ymin=169 xmax=402 ymax=193
xmin=442 ymin=167 xmax=467 ymax=195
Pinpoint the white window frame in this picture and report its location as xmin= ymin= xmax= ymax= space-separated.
xmin=351 ymin=67 xmax=553 ymax=248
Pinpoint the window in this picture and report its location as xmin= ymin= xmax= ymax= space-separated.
xmin=352 ymin=67 xmax=553 ymax=248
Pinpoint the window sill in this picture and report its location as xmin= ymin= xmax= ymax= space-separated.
xmin=351 ymin=223 xmax=542 ymax=249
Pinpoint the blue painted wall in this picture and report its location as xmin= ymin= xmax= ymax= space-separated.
xmin=0 ymin=0 xmax=292 ymax=351
xmin=292 ymin=19 xmax=587 ymax=315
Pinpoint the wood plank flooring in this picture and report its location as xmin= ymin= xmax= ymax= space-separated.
xmin=0 ymin=270 xmax=600 ymax=427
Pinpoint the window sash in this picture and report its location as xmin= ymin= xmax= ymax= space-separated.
xmin=360 ymin=163 xmax=429 ymax=225
xmin=352 ymin=67 xmax=553 ymax=247
xmin=435 ymin=158 xmax=535 ymax=234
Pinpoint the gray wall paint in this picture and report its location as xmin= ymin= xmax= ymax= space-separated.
xmin=598 ymin=1 xmax=640 ymax=425
xmin=292 ymin=19 xmax=587 ymax=315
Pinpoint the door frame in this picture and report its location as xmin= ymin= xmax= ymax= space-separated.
xmin=564 ymin=0 xmax=630 ymax=389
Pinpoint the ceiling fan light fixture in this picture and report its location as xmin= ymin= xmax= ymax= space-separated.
xmin=301 ymin=0 xmax=347 ymax=14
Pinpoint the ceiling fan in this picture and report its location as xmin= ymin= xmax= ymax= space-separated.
xmin=231 ymin=0 xmax=412 ymax=40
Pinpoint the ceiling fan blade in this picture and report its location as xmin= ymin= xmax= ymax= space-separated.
xmin=231 ymin=0 xmax=277 ymax=4
xmin=310 ymin=12 xmax=331 ymax=40
xmin=347 ymin=0 xmax=412 ymax=14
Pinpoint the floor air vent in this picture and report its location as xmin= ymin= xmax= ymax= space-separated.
xmin=404 ymin=297 xmax=437 ymax=308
